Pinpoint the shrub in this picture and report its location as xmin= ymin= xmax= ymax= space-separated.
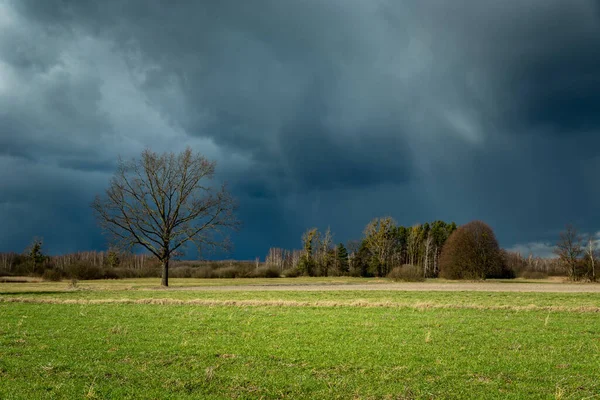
xmin=102 ymin=269 xmax=120 ymax=280
xmin=387 ymin=265 xmax=425 ymax=282
xmin=42 ymin=268 xmax=63 ymax=282
xmin=251 ymin=265 xmax=280 ymax=278
xmin=573 ymin=258 xmax=595 ymax=281
xmin=521 ymin=270 xmax=548 ymax=280
xmin=213 ymin=266 xmax=241 ymax=279
xmin=503 ymin=250 xmax=528 ymax=277
xmin=297 ymin=257 xmax=316 ymax=276
xmin=281 ymin=267 xmax=301 ymax=278
xmin=110 ymin=267 xmax=160 ymax=279
xmin=169 ymin=267 xmax=194 ymax=279
xmin=486 ymin=263 xmax=516 ymax=279
xmin=440 ymin=221 xmax=508 ymax=280
xmin=190 ymin=267 xmax=215 ymax=279
xmin=110 ymin=268 xmax=136 ymax=279
xmin=65 ymin=263 xmax=105 ymax=280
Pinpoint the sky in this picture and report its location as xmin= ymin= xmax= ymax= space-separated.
xmin=1 ymin=0 xmax=599 ymax=259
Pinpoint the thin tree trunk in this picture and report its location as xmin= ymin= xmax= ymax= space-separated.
xmin=161 ymin=259 xmax=169 ymax=287
xmin=592 ymin=250 xmax=596 ymax=281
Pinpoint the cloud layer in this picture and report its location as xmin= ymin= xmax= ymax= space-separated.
xmin=1 ymin=0 xmax=599 ymax=257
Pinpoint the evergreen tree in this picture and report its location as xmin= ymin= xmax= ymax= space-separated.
xmin=357 ymin=240 xmax=372 ymax=277
xmin=336 ymin=243 xmax=349 ymax=274
xmin=394 ymin=226 xmax=408 ymax=265
xmin=26 ymin=238 xmax=48 ymax=274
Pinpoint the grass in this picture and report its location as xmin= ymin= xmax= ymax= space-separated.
xmin=1 ymin=278 xmax=599 ymax=399
xmin=0 ymin=276 xmax=385 ymax=292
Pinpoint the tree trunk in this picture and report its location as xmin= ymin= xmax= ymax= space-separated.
xmin=589 ymin=239 xmax=595 ymax=281
xmin=161 ymin=259 xmax=169 ymax=287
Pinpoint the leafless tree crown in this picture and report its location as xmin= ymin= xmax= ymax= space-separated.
xmin=92 ymin=148 xmax=239 ymax=262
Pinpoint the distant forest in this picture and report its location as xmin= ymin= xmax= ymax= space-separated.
xmin=2 ymin=218 xmax=593 ymax=282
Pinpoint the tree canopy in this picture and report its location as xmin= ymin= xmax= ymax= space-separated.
xmin=92 ymin=147 xmax=239 ymax=286
xmin=439 ymin=220 xmax=505 ymax=280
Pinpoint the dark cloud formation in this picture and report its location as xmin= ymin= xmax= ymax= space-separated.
xmin=1 ymin=0 xmax=599 ymax=258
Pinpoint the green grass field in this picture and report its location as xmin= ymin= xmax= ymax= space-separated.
xmin=1 ymin=279 xmax=599 ymax=399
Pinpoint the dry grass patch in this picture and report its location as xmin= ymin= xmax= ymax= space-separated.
xmin=2 ymin=296 xmax=599 ymax=313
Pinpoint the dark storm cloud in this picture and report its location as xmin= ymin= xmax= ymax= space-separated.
xmin=1 ymin=0 xmax=599 ymax=257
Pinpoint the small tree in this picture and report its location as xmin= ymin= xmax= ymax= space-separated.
xmin=298 ymin=228 xmax=318 ymax=276
xmin=554 ymin=225 xmax=584 ymax=280
xmin=105 ymin=249 xmax=121 ymax=269
xmin=439 ymin=221 xmax=505 ymax=280
xmin=26 ymin=238 xmax=48 ymax=274
xmin=92 ymin=148 xmax=239 ymax=286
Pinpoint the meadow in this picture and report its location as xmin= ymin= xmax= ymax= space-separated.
xmin=1 ymin=278 xmax=599 ymax=399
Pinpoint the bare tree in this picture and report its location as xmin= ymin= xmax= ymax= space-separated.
xmin=585 ymin=234 xmax=597 ymax=281
xmin=92 ymin=147 xmax=239 ymax=286
xmin=406 ymin=224 xmax=422 ymax=267
xmin=318 ymin=227 xmax=334 ymax=276
xmin=554 ymin=225 xmax=583 ymax=280
xmin=266 ymin=248 xmax=284 ymax=272
xmin=423 ymin=233 xmax=433 ymax=278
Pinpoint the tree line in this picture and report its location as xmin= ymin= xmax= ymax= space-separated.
xmin=0 ymin=222 xmax=596 ymax=283
xmin=265 ymin=219 xmax=458 ymax=278
xmin=0 ymin=148 xmax=597 ymax=284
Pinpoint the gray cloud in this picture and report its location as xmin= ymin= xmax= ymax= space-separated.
xmin=1 ymin=0 xmax=599 ymax=257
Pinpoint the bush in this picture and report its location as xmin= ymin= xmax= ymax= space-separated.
xmin=503 ymin=250 xmax=527 ymax=277
xmin=251 ymin=265 xmax=280 ymax=278
xmin=281 ymin=267 xmax=301 ymax=278
xmin=42 ymin=268 xmax=64 ymax=282
xmin=387 ymin=265 xmax=425 ymax=282
xmin=102 ymin=269 xmax=120 ymax=280
xmin=486 ymin=263 xmax=516 ymax=279
xmin=190 ymin=266 xmax=216 ymax=279
xmin=213 ymin=266 xmax=242 ymax=279
xmin=573 ymin=259 xmax=596 ymax=281
xmin=520 ymin=270 xmax=548 ymax=279
xmin=169 ymin=267 xmax=194 ymax=279
xmin=110 ymin=268 xmax=137 ymax=279
xmin=62 ymin=263 xmax=142 ymax=280
xmin=440 ymin=221 xmax=508 ymax=280
xmin=110 ymin=267 xmax=160 ymax=279
xmin=65 ymin=263 xmax=105 ymax=280
xmin=297 ymin=257 xmax=316 ymax=276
